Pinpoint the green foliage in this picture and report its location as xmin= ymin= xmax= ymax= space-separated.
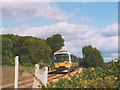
xmin=82 ymin=45 xmax=104 ymax=67
xmin=2 ymin=34 xmax=64 ymax=67
xmin=48 ymin=62 xmax=119 ymax=88
xmin=19 ymin=37 xmax=52 ymax=65
xmin=2 ymin=37 xmax=14 ymax=65
xmin=46 ymin=34 xmax=64 ymax=54
xmin=2 ymin=55 xmax=14 ymax=65
xmin=78 ymin=57 xmax=84 ymax=67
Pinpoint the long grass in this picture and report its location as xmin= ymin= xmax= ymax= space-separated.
xmin=2 ymin=65 xmax=34 ymax=81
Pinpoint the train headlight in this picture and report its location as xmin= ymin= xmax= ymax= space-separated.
xmin=55 ymin=63 xmax=59 ymax=65
xmin=65 ymin=62 xmax=69 ymax=64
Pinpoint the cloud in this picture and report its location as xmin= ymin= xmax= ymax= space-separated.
xmin=2 ymin=2 xmax=74 ymax=22
xmin=101 ymin=22 xmax=118 ymax=37
xmin=82 ymin=1 xmax=88 ymax=4
xmin=103 ymin=57 xmax=114 ymax=62
xmin=79 ymin=17 xmax=94 ymax=22
xmin=90 ymin=35 xmax=118 ymax=51
xmin=1 ymin=22 xmax=95 ymax=38
xmin=1 ymin=22 xmax=118 ymax=60
xmin=111 ymin=53 xmax=118 ymax=57
xmin=62 ymin=41 xmax=79 ymax=54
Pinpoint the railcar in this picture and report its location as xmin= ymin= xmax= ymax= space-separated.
xmin=54 ymin=50 xmax=78 ymax=71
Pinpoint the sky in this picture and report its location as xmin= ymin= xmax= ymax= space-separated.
xmin=1 ymin=2 xmax=118 ymax=62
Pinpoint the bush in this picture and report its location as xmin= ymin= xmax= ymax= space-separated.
xmin=48 ymin=65 xmax=119 ymax=88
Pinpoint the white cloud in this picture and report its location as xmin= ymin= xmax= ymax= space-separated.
xmin=2 ymin=0 xmax=119 ymax=2
xmin=2 ymin=2 xmax=74 ymax=22
xmin=111 ymin=53 xmax=118 ymax=57
xmin=103 ymin=57 xmax=114 ymax=62
xmin=79 ymin=17 xmax=94 ymax=22
xmin=103 ymin=54 xmax=119 ymax=62
xmin=101 ymin=22 xmax=118 ymax=36
xmin=62 ymin=41 xmax=79 ymax=54
xmin=1 ymin=22 xmax=118 ymax=60
xmin=2 ymin=22 xmax=95 ymax=39
xmin=90 ymin=35 xmax=118 ymax=52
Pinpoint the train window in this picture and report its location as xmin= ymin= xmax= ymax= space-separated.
xmin=71 ymin=55 xmax=77 ymax=62
xmin=54 ymin=54 xmax=69 ymax=61
xmin=71 ymin=55 xmax=74 ymax=62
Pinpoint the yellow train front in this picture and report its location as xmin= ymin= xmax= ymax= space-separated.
xmin=54 ymin=50 xmax=78 ymax=71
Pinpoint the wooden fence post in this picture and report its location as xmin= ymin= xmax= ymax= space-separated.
xmin=33 ymin=64 xmax=48 ymax=88
xmin=14 ymin=56 xmax=19 ymax=88
xmin=33 ymin=64 xmax=39 ymax=88
xmin=44 ymin=67 xmax=48 ymax=87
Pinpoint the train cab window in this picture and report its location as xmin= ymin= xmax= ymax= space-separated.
xmin=54 ymin=54 xmax=69 ymax=61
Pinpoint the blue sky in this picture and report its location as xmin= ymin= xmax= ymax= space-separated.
xmin=2 ymin=2 xmax=118 ymax=62
xmin=56 ymin=2 xmax=118 ymax=27
xmin=2 ymin=2 xmax=118 ymax=28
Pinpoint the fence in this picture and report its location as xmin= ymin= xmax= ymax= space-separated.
xmin=33 ymin=64 xmax=48 ymax=88
xmin=2 ymin=56 xmax=48 ymax=88
xmin=15 ymin=56 xmax=19 ymax=88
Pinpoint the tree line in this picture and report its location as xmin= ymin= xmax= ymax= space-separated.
xmin=2 ymin=34 xmax=105 ymax=68
xmin=2 ymin=34 xmax=64 ymax=66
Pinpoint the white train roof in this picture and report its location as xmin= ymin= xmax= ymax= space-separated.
xmin=54 ymin=50 xmax=71 ymax=54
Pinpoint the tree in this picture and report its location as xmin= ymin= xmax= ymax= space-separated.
xmin=46 ymin=34 xmax=64 ymax=54
xmin=82 ymin=45 xmax=104 ymax=67
xmin=2 ymin=34 xmax=64 ymax=66
xmin=2 ymin=34 xmax=52 ymax=66
xmin=78 ymin=57 xmax=84 ymax=67
xmin=19 ymin=37 xmax=52 ymax=66
xmin=2 ymin=37 xmax=14 ymax=65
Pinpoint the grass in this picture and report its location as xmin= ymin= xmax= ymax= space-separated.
xmin=2 ymin=65 xmax=34 ymax=81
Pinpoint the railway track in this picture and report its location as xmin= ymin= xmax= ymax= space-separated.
xmin=48 ymin=68 xmax=82 ymax=83
xmin=2 ymin=68 xmax=82 ymax=88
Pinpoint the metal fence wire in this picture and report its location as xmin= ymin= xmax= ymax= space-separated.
xmin=2 ymin=65 xmax=34 ymax=88
xmin=2 ymin=56 xmax=48 ymax=88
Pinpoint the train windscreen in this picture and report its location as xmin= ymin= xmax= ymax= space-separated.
xmin=54 ymin=54 xmax=69 ymax=61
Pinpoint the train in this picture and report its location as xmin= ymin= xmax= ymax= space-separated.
xmin=53 ymin=50 xmax=78 ymax=71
